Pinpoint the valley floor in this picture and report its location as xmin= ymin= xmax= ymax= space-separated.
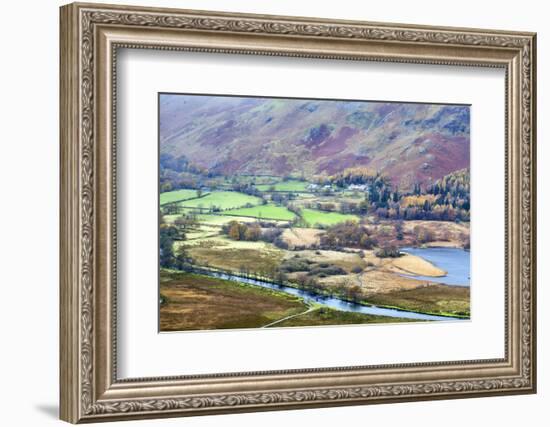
xmin=160 ymin=184 xmax=470 ymax=331
xmin=160 ymin=217 xmax=470 ymax=331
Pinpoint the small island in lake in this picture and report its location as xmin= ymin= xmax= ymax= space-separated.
xmin=158 ymin=93 xmax=471 ymax=331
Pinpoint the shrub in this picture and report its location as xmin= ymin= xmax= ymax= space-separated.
xmin=413 ymin=225 xmax=435 ymax=244
xmin=280 ymin=259 xmax=312 ymax=273
xmin=374 ymin=246 xmax=401 ymax=258
xmin=319 ymin=221 xmax=370 ymax=249
xmin=359 ymin=234 xmax=376 ymax=249
xmin=395 ymin=222 xmax=404 ymax=240
xmin=244 ymin=224 xmax=261 ymax=241
xmin=259 ymin=227 xmax=283 ymax=243
xmin=273 ymin=237 xmax=289 ymax=249
xmin=309 ymin=265 xmax=346 ymax=276
xmin=222 ymin=220 xmax=248 ymax=241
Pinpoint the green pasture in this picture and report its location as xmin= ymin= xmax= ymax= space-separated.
xmin=177 ymin=191 xmax=262 ymax=210
xmin=160 ymin=189 xmax=206 ymax=205
xmin=196 ymin=214 xmax=259 ymax=225
xmin=301 ymin=208 xmax=358 ymax=227
xmin=256 ymin=180 xmax=309 ymax=192
xmin=221 ymin=203 xmax=296 ymax=221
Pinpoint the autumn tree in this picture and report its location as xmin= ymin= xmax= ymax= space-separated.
xmin=227 ymin=221 xmax=244 ymax=240
xmin=244 ymin=223 xmax=261 ymax=241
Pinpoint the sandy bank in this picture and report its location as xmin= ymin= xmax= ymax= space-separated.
xmin=423 ymin=240 xmax=464 ymax=248
xmin=389 ymin=253 xmax=446 ymax=277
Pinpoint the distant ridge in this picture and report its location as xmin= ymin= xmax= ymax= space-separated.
xmin=160 ymin=94 xmax=470 ymax=190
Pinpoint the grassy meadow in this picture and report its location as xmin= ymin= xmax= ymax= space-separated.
xmin=221 ymin=203 xmax=297 ymax=221
xmin=301 ymin=208 xmax=359 ymax=227
xmin=160 ymin=189 xmax=206 ymax=205
xmin=255 ymin=179 xmax=309 ymax=192
xmin=175 ymin=191 xmax=262 ymax=210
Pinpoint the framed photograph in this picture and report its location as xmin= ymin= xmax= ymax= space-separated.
xmin=60 ymin=2 xmax=537 ymax=423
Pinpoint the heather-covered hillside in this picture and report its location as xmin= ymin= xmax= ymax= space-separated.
xmin=160 ymin=94 xmax=469 ymax=190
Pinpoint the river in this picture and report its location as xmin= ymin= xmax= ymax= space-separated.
xmin=202 ymin=270 xmax=464 ymax=322
xmin=399 ymin=247 xmax=470 ymax=287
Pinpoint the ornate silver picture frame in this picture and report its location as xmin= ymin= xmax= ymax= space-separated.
xmin=60 ymin=2 xmax=536 ymax=423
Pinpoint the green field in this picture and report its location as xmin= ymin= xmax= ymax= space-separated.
xmin=221 ymin=203 xmax=296 ymax=221
xmin=256 ymin=180 xmax=309 ymax=192
xmin=236 ymin=175 xmax=279 ymax=185
xmin=301 ymin=208 xmax=358 ymax=227
xmin=160 ymin=189 xmax=205 ymax=205
xmin=177 ymin=191 xmax=262 ymax=210
xmin=195 ymin=214 xmax=259 ymax=225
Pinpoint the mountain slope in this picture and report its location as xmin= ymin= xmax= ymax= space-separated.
xmin=159 ymin=94 xmax=470 ymax=189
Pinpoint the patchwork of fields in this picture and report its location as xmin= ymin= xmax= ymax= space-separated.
xmin=162 ymin=179 xmax=362 ymax=226
xmin=160 ymin=175 xmax=470 ymax=331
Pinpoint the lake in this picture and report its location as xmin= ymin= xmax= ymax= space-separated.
xmin=399 ymin=247 xmax=470 ymax=287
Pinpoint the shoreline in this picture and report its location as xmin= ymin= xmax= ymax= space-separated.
xmin=389 ymin=253 xmax=447 ymax=278
xmin=359 ymin=298 xmax=470 ymax=320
